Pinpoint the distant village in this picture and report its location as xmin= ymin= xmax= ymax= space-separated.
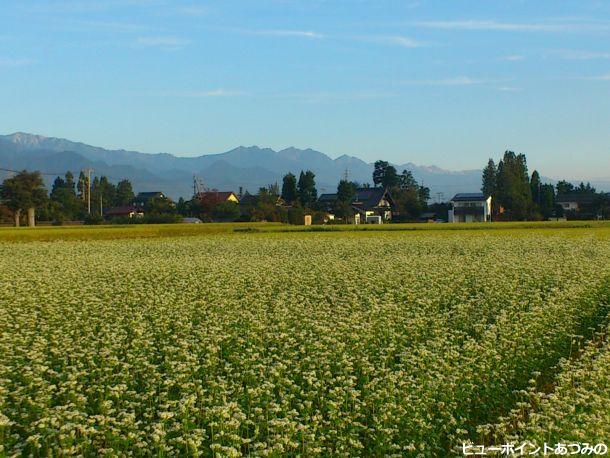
xmin=1 ymin=151 xmax=609 ymax=227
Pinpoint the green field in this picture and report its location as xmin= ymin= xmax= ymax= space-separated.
xmin=1 ymin=224 xmax=609 ymax=456
xmin=1 ymin=220 xmax=609 ymax=243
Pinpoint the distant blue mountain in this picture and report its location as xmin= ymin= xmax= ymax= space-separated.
xmin=3 ymin=132 xmax=599 ymax=200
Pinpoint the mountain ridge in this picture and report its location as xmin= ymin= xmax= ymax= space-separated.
xmin=3 ymin=132 xmax=603 ymax=200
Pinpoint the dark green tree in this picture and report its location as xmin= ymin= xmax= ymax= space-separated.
xmin=100 ymin=176 xmax=117 ymax=208
xmin=77 ymin=171 xmax=87 ymax=201
xmin=399 ymin=169 xmax=418 ymax=190
xmin=49 ymin=172 xmax=83 ymax=221
xmin=495 ymin=151 xmax=534 ymax=220
xmin=555 ymin=180 xmax=574 ymax=196
xmin=145 ymin=195 xmax=176 ymax=215
xmin=539 ymin=183 xmax=555 ymax=219
xmin=212 ymin=201 xmax=240 ymax=222
xmin=481 ymin=159 xmax=497 ymax=198
xmin=337 ymin=180 xmax=356 ymax=203
xmin=115 ymin=179 xmax=135 ymax=206
xmin=373 ymin=161 xmax=399 ymax=188
xmin=0 ymin=170 xmax=47 ymax=227
xmin=281 ymin=173 xmax=298 ymax=205
xmin=333 ymin=180 xmax=357 ymax=222
xmin=297 ymin=170 xmax=317 ymax=208
xmin=530 ymin=170 xmax=541 ymax=206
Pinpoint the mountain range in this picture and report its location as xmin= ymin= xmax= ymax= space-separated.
xmin=1 ymin=132 xmax=606 ymax=200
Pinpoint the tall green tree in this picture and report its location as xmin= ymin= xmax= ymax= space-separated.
xmin=90 ymin=177 xmax=101 ymax=215
xmin=495 ymin=151 xmax=534 ymax=220
xmin=333 ymin=180 xmax=357 ymax=222
xmin=77 ymin=171 xmax=87 ymax=201
xmin=49 ymin=172 xmax=82 ymax=221
xmin=336 ymin=180 xmax=357 ymax=203
xmin=281 ymin=173 xmax=298 ymax=205
xmin=373 ymin=161 xmax=399 ymax=188
xmin=555 ymin=180 xmax=574 ymax=196
xmin=65 ymin=171 xmax=76 ymax=194
xmin=297 ymin=170 xmax=317 ymax=208
xmin=530 ymin=170 xmax=541 ymax=206
xmin=0 ymin=170 xmax=47 ymax=227
xmin=481 ymin=159 xmax=497 ymax=198
xmin=539 ymin=183 xmax=555 ymax=219
xmin=100 ymin=176 xmax=117 ymax=209
xmin=115 ymin=179 xmax=135 ymax=206
xmin=399 ymin=169 xmax=417 ymax=190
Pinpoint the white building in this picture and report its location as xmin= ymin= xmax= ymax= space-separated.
xmin=448 ymin=193 xmax=492 ymax=223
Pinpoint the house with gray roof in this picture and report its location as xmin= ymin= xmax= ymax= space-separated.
xmin=317 ymin=187 xmax=395 ymax=223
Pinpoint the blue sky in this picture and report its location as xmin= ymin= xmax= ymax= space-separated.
xmin=1 ymin=0 xmax=609 ymax=179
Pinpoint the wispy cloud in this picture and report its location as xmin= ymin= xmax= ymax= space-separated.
xmin=550 ymin=49 xmax=610 ymax=60
xmin=0 ymin=58 xmax=35 ymax=68
xmin=500 ymin=54 xmax=524 ymax=61
xmin=230 ymin=28 xmax=324 ymax=39
xmin=69 ymin=19 xmax=153 ymax=32
xmin=175 ymin=5 xmax=208 ymax=16
xmin=135 ymin=36 xmax=190 ymax=50
xmin=414 ymin=19 xmax=610 ymax=33
xmin=576 ymin=74 xmax=610 ymax=81
xmin=25 ymin=0 xmax=164 ymax=14
xmin=277 ymin=91 xmax=397 ymax=103
xmin=402 ymin=76 xmax=508 ymax=86
xmin=153 ymin=89 xmax=245 ymax=98
xmin=497 ymin=85 xmax=522 ymax=92
xmin=373 ymin=35 xmax=427 ymax=49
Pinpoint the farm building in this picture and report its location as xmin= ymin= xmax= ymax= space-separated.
xmin=448 ymin=193 xmax=492 ymax=223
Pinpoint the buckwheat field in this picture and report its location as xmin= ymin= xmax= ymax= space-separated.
xmin=1 ymin=227 xmax=609 ymax=456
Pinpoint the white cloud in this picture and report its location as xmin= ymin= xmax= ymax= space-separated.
xmin=496 ymin=85 xmax=522 ymax=92
xmin=70 ymin=20 xmax=153 ymax=32
xmin=176 ymin=5 xmax=208 ymax=16
xmin=552 ymin=49 xmax=610 ymax=60
xmin=414 ymin=19 xmax=610 ymax=33
xmin=0 ymin=58 xmax=35 ymax=68
xmin=379 ymin=36 xmax=427 ymax=48
xmin=156 ymin=89 xmax=245 ymax=97
xmin=136 ymin=36 xmax=191 ymax=49
xmin=232 ymin=28 xmax=324 ymax=39
xmin=278 ymin=91 xmax=397 ymax=102
xmin=578 ymin=74 xmax=610 ymax=80
xmin=402 ymin=76 xmax=506 ymax=86
xmin=500 ymin=54 xmax=524 ymax=61
xmin=25 ymin=0 xmax=164 ymax=13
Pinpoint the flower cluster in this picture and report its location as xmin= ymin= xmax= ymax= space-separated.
xmin=0 ymin=230 xmax=609 ymax=456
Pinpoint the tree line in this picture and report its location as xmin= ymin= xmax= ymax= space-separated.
xmin=482 ymin=151 xmax=609 ymax=220
xmin=0 ymin=170 xmax=138 ymax=226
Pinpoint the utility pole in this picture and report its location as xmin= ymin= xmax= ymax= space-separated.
xmin=343 ymin=168 xmax=350 ymax=182
xmin=83 ymin=168 xmax=93 ymax=214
